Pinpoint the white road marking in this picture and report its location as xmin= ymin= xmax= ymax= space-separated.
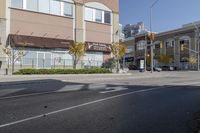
xmin=89 ymin=84 xmax=106 ymax=90
xmin=0 ymin=86 xmax=169 ymax=128
xmin=100 ymin=87 xmax=128 ymax=94
xmin=57 ymin=85 xmax=84 ymax=92
xmin=0 ymin=88 xmax=26 ymax=97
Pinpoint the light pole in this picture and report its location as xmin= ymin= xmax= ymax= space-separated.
xmin=150 ymin=0 xmax=160 ymax=73
xmin=192 ymin=23 xmax=200 ymax=71
xmin=144 ymin=32 xmax=147 ymax=72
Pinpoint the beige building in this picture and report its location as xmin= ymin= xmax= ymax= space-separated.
xmin=0 ymin=0 xmax=119 ymax=72
xmin=124 ymin=24 xmax=200 ymax=70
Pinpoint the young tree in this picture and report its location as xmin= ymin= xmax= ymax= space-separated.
xmin=69 ymin=42 xmax=86 ymax=69
xmin=111 ymin=42 xmax=127 ymax=72
xmin=159 ymin=54 xmax=173 ymax=65
xmin=189 ymin=55 xmax=197 ymax=69
xmin=2 ymin=46 xmax=27 ymax=73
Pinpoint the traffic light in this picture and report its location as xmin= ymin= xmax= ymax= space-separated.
xmin=149 ymin=32 xmax=155 ymax=41
xmin=181 ymin=44 xmax=184 ymax=51
xmin=160 ymin=42 xmax=163 ymax=49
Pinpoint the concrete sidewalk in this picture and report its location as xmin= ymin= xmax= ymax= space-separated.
xmin=0 ymin=71 xmax=175 ymax=84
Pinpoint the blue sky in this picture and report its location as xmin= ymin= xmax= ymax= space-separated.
xmin=119 ymin=0 xmax=200 ymax=32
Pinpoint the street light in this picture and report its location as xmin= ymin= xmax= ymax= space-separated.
xmin=150 ymin=0 xmax=160 ymax=73
xmin=192 ymin=23 xmax=200 ymax=71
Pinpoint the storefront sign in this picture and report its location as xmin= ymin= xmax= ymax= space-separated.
xmin=140 ymin=60 xmax=145 ymax=69
xmin=86 ymin=42 xmax=111 ymax=52
xmin=125 ymin=57 xmax=134 ymax=62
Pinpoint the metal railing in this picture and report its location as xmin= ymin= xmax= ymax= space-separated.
xmin=0 ymin=57 xmax=105 ymax=74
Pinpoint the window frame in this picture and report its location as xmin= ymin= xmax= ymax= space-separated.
xmin=11 ymin=0 xmax=23 ymax=9
xmin=104 ymin=11 xmax=111 ymax=24
xmin=11 ymin=0 xmax=74 ymax=18
xmin=63 ymin=2 xmax=73 ymax=17
xmin=85 ymin=6 xmax=111 ymax=24
xmin=38 ymin=0 xmax=50 ymax=14
xmin=50 ymin=0 xmax=61 ymax=15
xmin=26 ymin=0 xmax=38 ymax=11
xmin=95 ymin=9 xmax=103 ymax=23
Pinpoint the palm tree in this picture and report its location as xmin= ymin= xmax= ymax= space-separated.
xmin=69 ymin=42 xmax=86 ymax=69
xmin=111 ymin=42 xmax=127 ymax=72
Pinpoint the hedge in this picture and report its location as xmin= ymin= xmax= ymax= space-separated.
xmin=14 ymin=68 xmax=112 ymax=75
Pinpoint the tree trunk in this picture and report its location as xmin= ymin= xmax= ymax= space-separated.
xmin=116 ymin=59 xmax=120 ymax=73
xmin=73 ymin=55 xmax=77 ymax=69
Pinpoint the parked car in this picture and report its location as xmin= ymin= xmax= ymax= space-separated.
xmin=161 ymin=66 xmax=174 ymax=71
xmin=128 ymin=64 xmax=138 ymax=70
xmin=146 ymin=66 xmax=162 ymax=72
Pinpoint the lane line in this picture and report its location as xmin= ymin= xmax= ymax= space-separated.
xmin=0 ymin=86 xmax=169 ymax=128
xmin=1 ymin=81 xmax=199 ymax=100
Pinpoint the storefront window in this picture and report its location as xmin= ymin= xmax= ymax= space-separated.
xmin=26 ymin=0 xmax=38 ymax=11
xmin=11 ymin=0 xmax=23 ymax=8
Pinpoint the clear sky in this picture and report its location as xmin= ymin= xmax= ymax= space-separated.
xmin=119 ymin=0 xmax=200 ymax=33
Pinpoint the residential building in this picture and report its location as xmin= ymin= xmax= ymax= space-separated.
xmin=0 ymin=0 xmax=119 ymax=72
xmin=123 ymin=22 xmax=145 ymax=39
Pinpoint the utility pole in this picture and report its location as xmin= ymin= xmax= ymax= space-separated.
xmin=144 ymin=32 xmax=147 ymax=72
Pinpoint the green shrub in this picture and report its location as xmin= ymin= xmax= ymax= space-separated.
xmin=14 ymin=68 xmax=112 ymax=75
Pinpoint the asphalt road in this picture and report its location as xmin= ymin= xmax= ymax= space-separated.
xmin=1 ymin=77 xmax=200 ymax=133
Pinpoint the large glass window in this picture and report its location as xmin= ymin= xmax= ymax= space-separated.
xmin=85 ymin=8 xmax=93 ymax=21
xmin=104 ymin=11 xmax=111 ymax=24
xmin=64 ymin=2 xmax=73 ymax=16
xmin=95 ymin=9 xmax=102 ymax=23
xmin=11 ymin=0 xmax=23 ymax=8
xmin=26 ymin=0 xmax=38 ymax=11
xmin=50 ymin=0 xmax=61 ymax=15
xmin=39 ymin=0 xmax=50 ymax=13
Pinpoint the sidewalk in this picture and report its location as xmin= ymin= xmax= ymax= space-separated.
xmin=0 ymin=71 xmax=175 ymax=84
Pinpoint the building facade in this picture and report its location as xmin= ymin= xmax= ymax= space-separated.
xmin=123 ymin=22 xmax=146 ymax=39
xmin=124 ymin=24 xmax=200 ymax=70
xmin=0 ymin=0 xmax=119 ymax=72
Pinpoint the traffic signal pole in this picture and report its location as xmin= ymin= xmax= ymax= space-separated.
xmin=150 ymin=8 xmax=153 ymax=73
xmin=150 ymin=0 xmax=160 ymax=73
